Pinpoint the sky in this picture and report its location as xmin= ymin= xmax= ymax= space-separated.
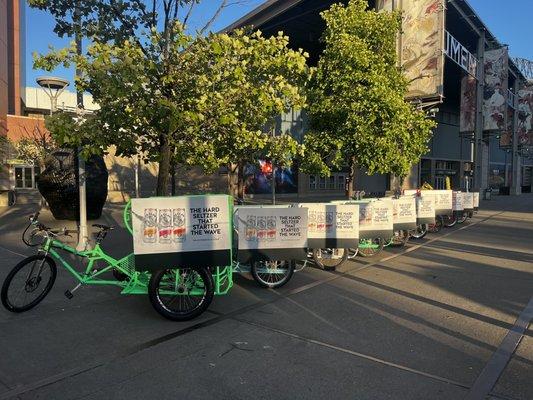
xmin=24 ymin=0 xmax=533 ymax=88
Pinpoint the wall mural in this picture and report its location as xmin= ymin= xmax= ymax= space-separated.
xmin=460 ymin=74 xmax=477 ymax=133
xmin=483 ymin=47 xmax=509 ymax=132
xmin=376 ymin=0 xmax=446 ymax=100
xmin=518 ymin=83 xmax=533 ymax=147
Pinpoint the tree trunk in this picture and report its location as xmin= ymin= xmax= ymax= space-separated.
xmin=237 ymin=161 xmax=245 ymax=200
xmin=346 ymin=156 xmax=357 ymax=199
xmin=170 ymin=162 xmax=176 ymax=196
xmin=156 ymin=136 xmax=171 ymax=196
xmin=228 ymin=163 xmax=239 ymax=199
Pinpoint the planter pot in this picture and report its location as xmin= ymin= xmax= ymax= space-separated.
xmin=37 ymin=150 xmax=108 ymax=220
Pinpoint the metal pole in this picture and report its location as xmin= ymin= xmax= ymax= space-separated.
xmin=75 ymin=1 xmax=89 ymax=251
xmin=135 ymin=155 xmax=140 ymax=198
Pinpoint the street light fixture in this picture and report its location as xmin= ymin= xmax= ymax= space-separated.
xmin=36 ymin=76 xmax=69 ymax=114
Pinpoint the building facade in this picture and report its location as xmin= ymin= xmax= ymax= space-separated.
xmin=227 ymin=0 xmax=532 ymax=197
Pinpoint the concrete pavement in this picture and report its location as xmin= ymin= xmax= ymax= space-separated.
xmin=0 ymin=194 xmax=531 ymax=400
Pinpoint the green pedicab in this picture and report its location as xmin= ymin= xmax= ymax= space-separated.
xmin=1 ymin=198 xmax=295 ymax=322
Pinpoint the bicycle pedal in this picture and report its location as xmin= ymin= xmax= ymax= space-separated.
xmin=64 ymin=290 xmax=73 ymax=299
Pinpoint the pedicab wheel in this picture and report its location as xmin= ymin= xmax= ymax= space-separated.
xmin=1 ymin=255 xmax=57 ymax=313
xmin=148 ymin=267 xmax=214 ymax=321
xmin=358 ymin=238 xmax=384 ymax=257
xmin=410 ymin=224 xmax=428 ymax=240
xmin=390 ymin=230 xmax=410 ymax=247
xmin=251 ymin=260 xmax=295 ymax=289
xmin=348 ymin=248 xmax=359 ymax=258
xmin=457 ymin=212 xmax=468 ymax=224
xmin=312 ymin=248 xmax=348 ymax=271
xmin=428 ymin=216 xmax=443 ymax=233
xmin=442 ymin=215 xmax=457 ymax=228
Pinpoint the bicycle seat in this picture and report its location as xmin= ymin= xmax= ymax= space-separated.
xmin=92 ymin=224 xmax=114 ymax=231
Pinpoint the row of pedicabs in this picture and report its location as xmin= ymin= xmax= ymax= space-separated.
xmin=130 ymin=189 xmax=479 ymax=320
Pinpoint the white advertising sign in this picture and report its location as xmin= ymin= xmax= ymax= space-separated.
xmin=359 ymin=199 xmax=393 ymax=232
xmin=236 ymin=206 xmax=308 ymax=250
xmin=392 ymin=196 xmax=417 ymax=227
xmin=473 ymin=192 xmax=480 ymax=209
xmin=432 ymin=190 xmax=453 ymax=213
xmin=416 ymin=195 xmax=436 ymax=223
xmin=131 ymin=195 xmax=232 ymax=255
xmin=299 ymin=203 xmax=359 ymax=240
xmin=452 ymin=191 xmax=464 ymax=211
xmin=463 ymin=192 xmax=474 ymax=210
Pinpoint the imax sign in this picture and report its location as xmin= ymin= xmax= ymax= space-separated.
xmin=445 ymin=31 xmax=478 ymax=78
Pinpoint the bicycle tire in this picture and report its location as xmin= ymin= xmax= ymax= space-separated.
xmin=389 ymin=230 xmax=410 ymax=247
xmin=1 ymin=254 xmax=57 ymax=312
xmin=428 ymin=216 xmax=443 ymax=233
xmin=312 ymin=248 xmax=348 ymax=271
xmin=148 ymin=267 xmax=214 ymax=321
xmin=251 ymin=260 xmax=295 ymax=289
xmin=358 ymin=238 xmax=384 ymax=257
xmin=442 ymin=214 xmax=457 ymax=228
xmin=410 ymin=224 xmax=428 ymax=240
xmin=457 ymin=212 xmax=468 ymax=224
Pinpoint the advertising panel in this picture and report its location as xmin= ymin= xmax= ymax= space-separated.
xmin=473 ymin=192 xmax=480 ymax=210
xmin=131 ymin=195 xmax=232 ymax=270
xmin=432 ymin=190 xmax=453 ymax=215
xmin=235 ymin=206 xmax=308 ymax=263
xmin=298 ymin=203 xmax=359 ymax=249
xmin=463 ymin=192 xmax=474 ymax=211
xmin=358 ymin=199 xmax=394 ymax=240
xmin=416 ymin=194 xmax=435 ymax=225
xmin=392 ymin=196 xmax=417 ymax=231
xmin=483 ymin=47 xmax=509 ymax=132
xmin=376 ymin=0 xmax=445 ymax=100
xmin=460 ymin=74 xmax=477 ymax=133
xmin=452 ymin=191 xmax=465 ymax=212
xmin=518 ymin=83 xmax=533 ymax=147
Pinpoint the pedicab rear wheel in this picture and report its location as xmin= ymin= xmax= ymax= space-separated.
xmin=411 ymin=224 xmax=428 ymax=239
xmin=251 ymin=260 xmax=295 ymax=289
xmin=358 ymin=238 xmax=384 ymax=257
xmin=148 ymin=267 xmax=214 ymax=321
xmin=312 ymin=248 xmax=348 ymax=271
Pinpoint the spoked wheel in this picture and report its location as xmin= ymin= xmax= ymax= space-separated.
xmin=358 ymin=238 xmax=384 ymax=257
xmin=148 ymin=267 xmax=214 ymax=321
xmin=1 ymin=255 xmax=57 ymax=313
xmin=251 ymin=260 xmax=295 ymax=289
xmin=428 ymin=216 xmax=443 ymax=233
xmin=457 ymin=212 xmax=468 ymax=224
xmin=390 ymin=230 xmax=410 ymax=247
xmin=442 ymin=214 xmax=457 ymax=228
xmin=312 ymin=248 xmax=348 ymax=271
xmin=411 ymin=224 xmax=428 ymax=240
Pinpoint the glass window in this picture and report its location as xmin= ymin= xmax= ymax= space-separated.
xmin=337 ymin=175 xmax=346 ymax=190
xmin=319 ymin=177 xmax=326 ymax=189
xmin=15 ymin=167 xmax=24 ymax=189
xmin=309 ymin=175 xmax=317 ymax=190
xmin=328 ymin=176 xmax=335 ymax=189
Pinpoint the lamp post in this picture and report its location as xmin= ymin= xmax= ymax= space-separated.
xmin=36 ymin=76 xmax=69 ymax=115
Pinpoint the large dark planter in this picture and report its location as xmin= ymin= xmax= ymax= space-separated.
xmin=37 ymin=150 xmax=108 ymax=220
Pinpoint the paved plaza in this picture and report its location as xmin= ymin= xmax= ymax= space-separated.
xmin=0 ymin=195 xmax=531 ymax=400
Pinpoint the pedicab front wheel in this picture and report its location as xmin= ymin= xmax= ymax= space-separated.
xmin=148 ymin=267 xmax=214 ymax=321
xmin=251 ymin=260 xmax=295 ymax=289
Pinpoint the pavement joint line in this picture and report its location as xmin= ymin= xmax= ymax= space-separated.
xmin=0 ymin=245 xmax=26 ymax=259
xmin=463 ymin=296 xmax=533 ymax=400
xmin=233 ymin=316 xmax=471 ymax=390
xmin=0 ymin=210 xmax=505 ymax=399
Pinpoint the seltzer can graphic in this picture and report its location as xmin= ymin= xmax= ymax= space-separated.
xmin=256 ymin=216 xmax=267 ymax=241
xmin=308 ymin=210 xmax=317 ymax=232
xmin=325 ymin=211 xmax=334 ymax=232
xmin=317 ymin=211 xmax=326 ymax=232
xmin=267 ymin=216 xmax=276 ymax=241
xmin=245 ymin=215 xmax=257 ymax=242
xmin=158 ymin=209 xmax=172 ymax=243
xmin=142 ymin=208 xmax=158 ymax=244
xmin=172 ymin=208 xmax=186 ymax=243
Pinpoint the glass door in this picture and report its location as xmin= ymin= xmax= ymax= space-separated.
xmin=14 ymin=166 xmax=37 ymax=189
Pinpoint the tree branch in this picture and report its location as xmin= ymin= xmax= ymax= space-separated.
xmin=198 ymin=0 xmax=228 ymax=35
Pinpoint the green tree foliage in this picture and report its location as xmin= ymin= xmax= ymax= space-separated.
xmin=35 ymin=25 xmax=308 ymax=197
xmin=301 ymin=0 xmax=436 ymax=197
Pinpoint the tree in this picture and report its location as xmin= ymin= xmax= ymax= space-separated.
xmin=177 ymin=30 xmax=309 ymax=198
xmin=31 ymin=0 xmax=251 ymax=196
xmin=301 ymin=0 xmax=436 ymax=198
